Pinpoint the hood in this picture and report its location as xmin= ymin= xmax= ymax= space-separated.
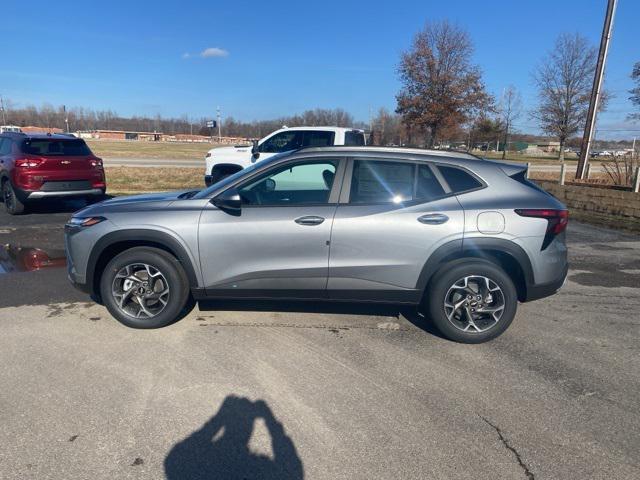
xmin=73 ymin=190 xmax=200 ymax=216
xmin=211 ymin=144 xmax=253 ymax=154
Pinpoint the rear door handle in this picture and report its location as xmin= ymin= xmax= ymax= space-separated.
xmin=295 ymin=216 xmax=325 ymax=226
xmin=418 ymin=213 xmax=449 ymax=225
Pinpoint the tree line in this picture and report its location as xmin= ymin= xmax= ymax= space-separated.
xmin=2 ymin=20 xmax=639 ymax=160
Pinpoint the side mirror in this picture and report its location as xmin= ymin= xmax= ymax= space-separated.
xmin=211 ymin=188 xmax=241 ymax=214
xmin=251 ymin=139 xmax=260 ymax=162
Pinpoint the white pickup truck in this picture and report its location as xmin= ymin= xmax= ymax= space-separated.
xmin=204 ymin=126 xmax=366 ymax=186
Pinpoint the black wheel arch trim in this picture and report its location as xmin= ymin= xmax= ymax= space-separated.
xmin=85 ymin=229 xmax=200 ymax=296
xmin=416 ymin=237 xmax=535 ymax=296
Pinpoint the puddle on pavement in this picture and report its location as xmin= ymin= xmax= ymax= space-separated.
xmin=0 ymin=244 xmax=66 ymax=275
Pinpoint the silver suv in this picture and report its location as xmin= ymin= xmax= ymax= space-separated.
xmin=65 ymin=147 xmax=568 ymax=343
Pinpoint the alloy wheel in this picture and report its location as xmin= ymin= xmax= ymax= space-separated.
xmin=111 ymin=263 xmax=170 ymax=319
xmin=443 ymin=275 xmax=505 ymax=333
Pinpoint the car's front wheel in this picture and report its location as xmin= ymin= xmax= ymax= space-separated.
xmin=425 ymin=260 xmax=518 ymax=343
xmin=2 ymin=180 xmax=26 ymax=215
xmin=100 ymin=247 xmax=193 ymax=328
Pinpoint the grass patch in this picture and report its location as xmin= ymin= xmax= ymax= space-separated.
xmin=105 ymin=167 xmax=203 ymax=194
xmin=87 ymin=140 xmax=222 ymax=160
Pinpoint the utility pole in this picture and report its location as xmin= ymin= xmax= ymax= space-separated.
xmin=216 ymin=106 xmax=221 ymax=142
xmin=0 ymin=95 xmax=6 ymax=124
xmin=63 ymin=105 xmax=69 ymax=132
xmin=576 ymin=0 xmax=618 ymax=180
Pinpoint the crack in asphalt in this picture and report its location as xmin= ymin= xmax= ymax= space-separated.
xmin=194 ymin=320 xmax=412 ymax=331
xmin=478 ymin=415 xmax=534 ymax=480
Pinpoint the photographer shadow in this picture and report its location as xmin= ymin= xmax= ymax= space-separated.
xmin=164 ymin=395 xmax=304 ymax=480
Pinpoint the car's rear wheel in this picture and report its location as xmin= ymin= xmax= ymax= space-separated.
xmin=100 ymin=247 xmax=193 ymax=328
xmin=425 ymin=260 xmax=518 ymax=343
xmin=2 ymin=180 xmax=26 ymax=215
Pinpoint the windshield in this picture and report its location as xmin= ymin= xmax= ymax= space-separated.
xmin=21 ymin=139 xmax=92 ymax=156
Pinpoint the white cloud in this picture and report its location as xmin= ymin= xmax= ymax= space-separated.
xmin=200 ymin=47 xmax=229 ymax=58
xmin=181 ymin=47 xmax=229 ymax=60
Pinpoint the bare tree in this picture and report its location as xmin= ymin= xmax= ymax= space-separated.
xmin=532 ymin=33 xmax=604 ymax=162
xmin=629 ymin=61 xmax=640 ymax=121
xmin=396 ymin=20 xmax=493 ymax=148
xmin=499 ymin=85 xmax=522 ymax=159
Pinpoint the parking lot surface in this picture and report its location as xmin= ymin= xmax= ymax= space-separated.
xmin=1 ymin=203 xmax=639 ymax=479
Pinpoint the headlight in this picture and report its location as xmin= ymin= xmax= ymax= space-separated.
xmin=65 ymin=216 xmax=106 ymax=228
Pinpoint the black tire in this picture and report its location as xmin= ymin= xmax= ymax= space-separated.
xmin=2 ymin=180 xmax=26 ymax=215
xmin=424 ymin=260 xmax=518 ymax=343
xmin=100 ymin=247 xmax=194 ymax=329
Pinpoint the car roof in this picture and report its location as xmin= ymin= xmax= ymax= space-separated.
xmin=293 ymin=145 xmax=481 ymax=160
xmin=274 ymin=126 xmax=364 ymax=133
xmin=0 ymin=132 xmax=78 ymax=140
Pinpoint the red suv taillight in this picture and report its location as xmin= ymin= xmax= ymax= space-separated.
xmin=90 ymin=158 xmax=103 ymax=168
xmin=15 ymin=158 xmax=44 ymax=168
xmin=515 ymin=209 xmax=569 ymax=249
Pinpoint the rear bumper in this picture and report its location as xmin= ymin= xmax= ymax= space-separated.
xmin=524 ymin=263 xmax=568 ymax=302
xmin=27 ymin=188 xmax=104 ymax=199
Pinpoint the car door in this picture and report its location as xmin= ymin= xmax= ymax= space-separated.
xmin=327 ymin=158 xmax=465 ymax=302
xmin=198 ymin=157 xmax=344 ymax=297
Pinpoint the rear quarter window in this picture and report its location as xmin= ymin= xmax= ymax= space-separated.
xmin=438 ymin=165 xmax=482 ymax=193
xmin=344 ymin=131 xmax=365 ymax=146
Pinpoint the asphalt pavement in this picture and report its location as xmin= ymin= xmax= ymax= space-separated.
xmin=0 ymin=202 xmax=639 ymax=479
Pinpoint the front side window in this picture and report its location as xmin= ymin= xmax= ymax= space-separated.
xmin=344 ymin=131 xmax=365 ymax=146
xmin=238 ymin=160 xmax=337 ymax=206
xmin=350 ymin=160 xmax=415 ymax=204
xmin=259 ymin=131 xmax=303 ymax=153
xmin=21 ymin=139 xmax=92 ymax=156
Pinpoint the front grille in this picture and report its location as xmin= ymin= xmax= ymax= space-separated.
xmin=40 ymin=181 xmax=91 ymax=192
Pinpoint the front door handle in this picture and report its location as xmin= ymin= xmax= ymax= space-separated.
xmin=418 ymin=213 xmax=449 ymax=225
xmin=295 ymin=216 xmax=325 ymax=226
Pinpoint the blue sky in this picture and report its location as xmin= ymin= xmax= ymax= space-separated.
xmin=2 ymin=0 xmax=639 ymax=138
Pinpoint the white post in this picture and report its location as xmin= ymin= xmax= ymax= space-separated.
xmin=585 ymin=163 xmax=591 ymax=180
xmin=526 ymin=162 xmax=531 ymax=179
xmin=560 ymin=162 xmax=566 ymax=185
xmin=633 ymin=166 xmax=640 ymax=193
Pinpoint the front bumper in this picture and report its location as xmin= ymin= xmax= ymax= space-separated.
xmin=524 ymin=263 xmax=568 ymax=302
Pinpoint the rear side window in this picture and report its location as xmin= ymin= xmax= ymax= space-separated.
xmin=302 ymin=131 xmax=335 ymax=147
xmin=349 ymin=160 xmax=446 ymax=204
xmin=416 ymin=165 xmax=446 ymax=200
xmin=438 ymin=165 xmax=482 ymax=193
xmin=21 ymin=139 xmax=92 ymax=156
xmin=344 ymin=131 xmax=365 ymax=146
xmin=350 ymin=161 xmax=414 ymax=203
xmin=0 ymin=138 xmax=11 ymax=155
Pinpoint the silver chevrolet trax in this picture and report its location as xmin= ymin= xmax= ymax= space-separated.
xmin=65 ymin=147 xmax=568 ymax=343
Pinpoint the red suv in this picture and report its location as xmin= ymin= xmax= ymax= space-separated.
xmin=0 ymin=132 xmax=106 ymax=214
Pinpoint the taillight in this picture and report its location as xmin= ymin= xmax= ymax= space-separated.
xmin=90 ymin=157 xmax=103 ymax=168
xmin=15 ymin=158 xmax=44 ymax=168
xmin=515 ymin=209 xmax=569 ymax=249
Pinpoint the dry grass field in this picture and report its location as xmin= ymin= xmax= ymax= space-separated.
xmin=105 ymin=167 xmax=202 ymax=194
xmin=87 ymin=140 xmax=223 ymax=160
